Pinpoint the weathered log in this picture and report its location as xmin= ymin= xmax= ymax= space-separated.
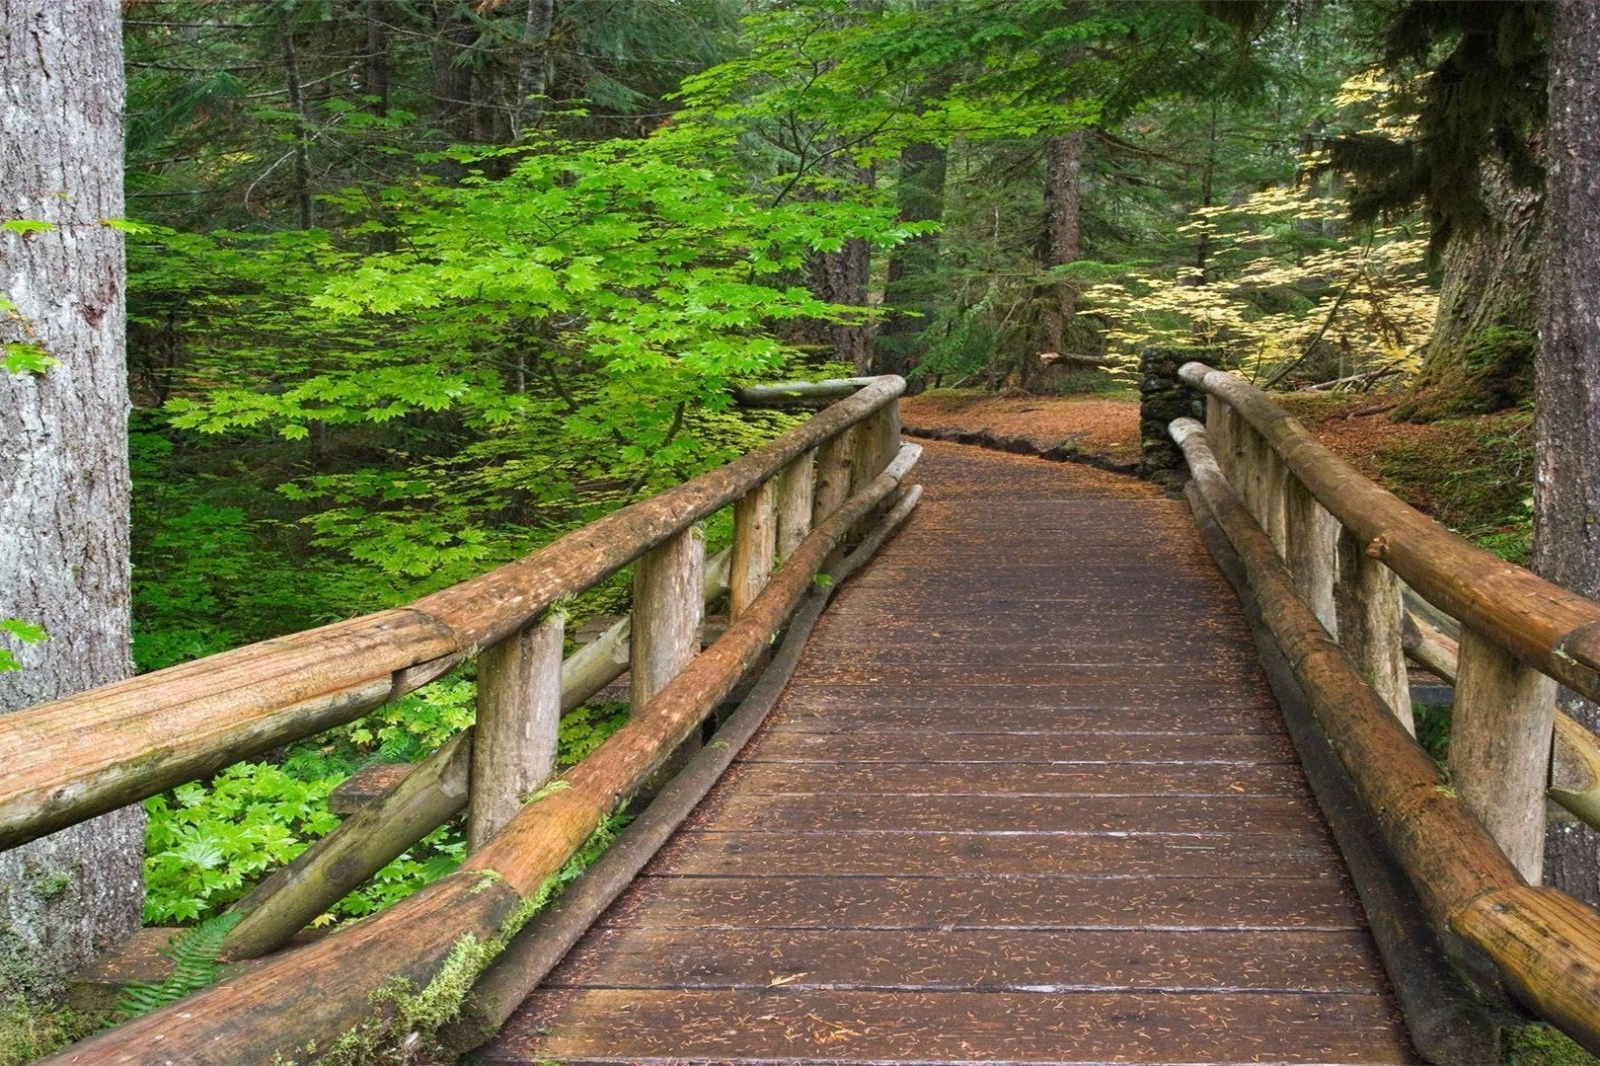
xmin=220 ymin=732 xmax=474 ymax=961
xmin=1451 ymin=628 xmax=1557 ymax=883
xmin=1173 ymin=416 xmax=1600 ymax=1054
xmin=733 ymin=377 xmax=878 ymax=406
xmin=775 ymin=452 xmax=815 ymax=563
xmin=1401 ymin=600 xmax=1600 ymax=837
xmin=469 ymin=616 xmax=563 ymax=852
xmin=440 ymin=483 xmax=924 ymax=1056
xmin=0 ymin=377 xmax=904 ymax=854
xmin=560 ymin=548 xmax=731 ymax=715
xmin=221 ymin=549 xmax=738 ymax=962
xmin=1334 ymin=527 xmax=1415 ymax=734
xmin=1186 ymin=481 xmax=1503 ymax=1065
xmin=1262 ymin=447 xmax=1290 ymax=558
xmin=1181 ymin=362 xmax=1600 ymax=704
xmin=812 ymin=424 xmax=854 ymax=526
xmin=39 ymin=443 xmax=920 ymax=1066
xmin=1285 ymin=476 xmax=1338 ymax=632
xmin=730 ymin=479 xmax=778 ymax=619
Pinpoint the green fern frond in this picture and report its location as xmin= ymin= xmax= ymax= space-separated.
xmin=116 ymin=912 xmax=244 ymax=1019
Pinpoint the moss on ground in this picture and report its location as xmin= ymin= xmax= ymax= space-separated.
xmin=0 ymin=995 xmax=103 ymax=1066
xmin=1506 ymin=1024 xmax=1600 ymax=1066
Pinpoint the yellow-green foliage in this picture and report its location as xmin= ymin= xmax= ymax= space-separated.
xmin=1085 ymin=184 xmax=1437 ymax=381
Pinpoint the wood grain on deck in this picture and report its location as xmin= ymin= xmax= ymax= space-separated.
xmin=482 ymin=440 xmax=1417 ymax=1066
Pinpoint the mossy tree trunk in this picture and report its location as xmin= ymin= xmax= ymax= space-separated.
xmin=0 ymin=0 xmax=144 ymax=994
xmin=1537 ymin=0 xmax=1600 ymax=906
xmin=1396 ymin=163 xmax=1541 ymax=421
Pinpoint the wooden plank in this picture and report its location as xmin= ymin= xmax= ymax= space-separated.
xmin=491 ymin=988 xmax=1415 ymax=1065
xmin=548 ymin=927 xmax=1390 ymax=995
xmin=602 ymin=873 xmax=1368 ymax=932
xmin=721 ymin=760 xmax=1311 ymax=797
xmin=768 ymin=682 xmax=1275 ymax=711
xmin=797 ymin=660 xmax=1266 ymax=686
xmin=765 ymin=702 xmax=1282 ymax=736
xmin=683 ymin=792 xmax=1325 ymax=837
xmin=645 ymin=830 xmax=1340 ymax=879
xmin=744 ymin=730 xmax=1297 ymax=764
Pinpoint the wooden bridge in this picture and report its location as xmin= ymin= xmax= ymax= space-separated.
xmin=9 ymin=369 xmax=1600 ymax=1065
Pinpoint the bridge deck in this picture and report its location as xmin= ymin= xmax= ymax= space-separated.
xmin=483 ymin=441 xmax=1418 ymax=1065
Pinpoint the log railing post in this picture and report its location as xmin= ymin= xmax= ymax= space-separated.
xmin=467 ymin=614 xmax=563 ymax=852
xmin=852 ymin=402 xmax=900 ymax=494
xmin=1285 ymin=476 xmax=1339 ymax=633
xmin=631 ymin=527 xmax=706 ymax=708
xmin=730 ymin=479 xmax=778 ymax=619
xmin=1451 ymin=627 xmax=1558 ymax=883
xmin=1334 ymin=528 xmax=1414 ymax=734
xmin=812 ymin=426 xmax=855 ymax=527
xmin=1205 ymin=394 xmax=1236 ymax=480
xmin=775 ymin=451 xmax=815 ymax=565
xmin=1262 ymin=448 xmax=1290 ymax=559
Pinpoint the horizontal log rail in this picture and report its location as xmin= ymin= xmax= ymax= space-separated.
xmin=1170 ymin=370 xmax=1600 ymax=1053
xmin=0 ymin=376 xmax=903 ymax=852
xmin=0 ymin=376 xmax=913 ymax=1064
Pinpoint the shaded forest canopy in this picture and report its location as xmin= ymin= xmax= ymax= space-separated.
xmin=0 ymin=0 xmax=1563 ymax=1005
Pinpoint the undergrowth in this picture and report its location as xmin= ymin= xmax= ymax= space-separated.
xmin=0 ymin=996 xmax=101 ymax=1066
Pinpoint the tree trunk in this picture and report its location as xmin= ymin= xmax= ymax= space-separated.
xmin=512 ymin=0 xmax=556 ymax=138
xmin=366 ymin=0 xmax=391 ymax=117
xmin=1038 ymin=130 xmax=1084 ymax=360
xmin=432 ymin=1 xmax=477 ymax=144
xmin=0 ymin=0 xmax=143 ymax=994
xmin=278 ymin=12 xmax=314 ymax=230
xmin=1396 ymin=162 xmax=1541 ymax=421
xmin=1537 ymin=0 xmax=1600 ymax=905
xmin=801 ymin=164 xmax=875 ymax=373
xmin=871 ymin=141 xmax=946 ymax=383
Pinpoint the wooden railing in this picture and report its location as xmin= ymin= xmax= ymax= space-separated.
xmin=1173 ymin=362 xmax=1600 ymax=1055
xmin=8 ymin=377 xmax=916 ymax=1065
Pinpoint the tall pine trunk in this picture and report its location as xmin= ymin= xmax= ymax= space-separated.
xmin=872 ymin=141 xmax=946 ymax=382
xmin=1039 ymin=130 xmax=1084 ymax=359
xmin=1538 ymin=0 xmax=1600 ymax=903
xmin=0 ymin=0 xmax=143 ymax=993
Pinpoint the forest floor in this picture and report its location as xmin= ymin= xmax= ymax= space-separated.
xmin=905 ymin=387 xmax=1535 ymax=564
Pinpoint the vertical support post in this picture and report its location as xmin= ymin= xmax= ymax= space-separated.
xmin=775 ymin=451 xmax=815 ymax=564
xmin=468 ymin=613 xmax=563 ymax=852
xmin=852 ymin=403 xmax=899 ymax=494
xmin=730 ymin=479 xmax=778 ymax=619
xmin=1334 ymin=528 xmax=1414 ymax=734
xmin=1261 ymin=447 xmax=1290 ymax=559
xmin=1238 ymin=426 xmax=1270 ymax=526
xmin=812 ymin=426 xmax=855 ymax=526
xmin=1205 ymin=395 xmax=1235 ymax=480
xmin=1450 ymin=628 xmax=1557 ymax=884
xmin=631 ymin=527 xmax=705 ymax=708
xmin=1285 ymin=477 xmax=1338 ymax=634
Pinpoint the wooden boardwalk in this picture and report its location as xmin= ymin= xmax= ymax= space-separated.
xmin=483 ymin=441 xmax=1418 ymax=1065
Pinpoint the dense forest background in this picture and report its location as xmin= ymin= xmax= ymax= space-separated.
xmin=71 ymin=0 xmax=1541 ymax=928
xmin=4 ymin=1 xmax=1572 ymax=1056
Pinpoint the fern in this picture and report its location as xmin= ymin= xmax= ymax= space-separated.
xmin=115 ymin=912 xmax=243 ymax=1019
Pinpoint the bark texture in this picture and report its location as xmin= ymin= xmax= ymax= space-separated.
xmin=1538 ymin=0 xmax=1600 ymax=905
xmin=0 ymin=0 xmax=143 ymax=992
xmin=1397 ymin=162 xmax=1541 ymax=421
xmin=1039 ymin=130 xmax=1084 ymax=360
xmin=872 ymin=142 xmax=946 ymax=382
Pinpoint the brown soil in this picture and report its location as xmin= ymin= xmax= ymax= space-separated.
xmin=901 ymin=392 xmax=1141 ymax=464
xmin=903 ymin=389 xmax=1531 ymax=554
